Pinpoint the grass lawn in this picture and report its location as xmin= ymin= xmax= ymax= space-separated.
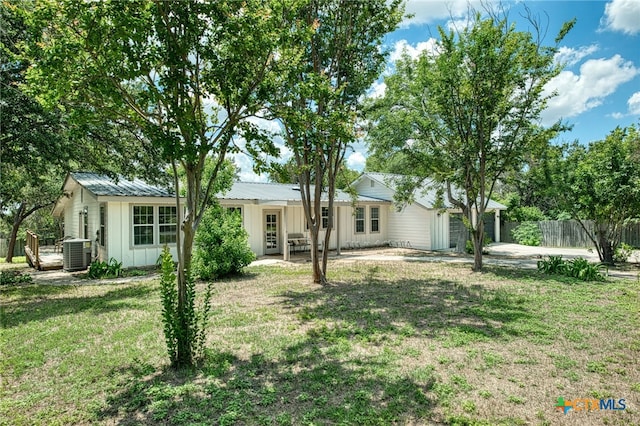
xmin=1 ymin=260 xmax=639 ymax=425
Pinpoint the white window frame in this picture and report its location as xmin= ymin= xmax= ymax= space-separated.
xmin=370 ymin=206 xmax=380 ymax=233
xmin=131 ymin=205 xmax=179 ymax=247
xmin=355 ymin=206 xmax=365 ymax=234
xmin=158 ymin=205 xmax=178 ymax=244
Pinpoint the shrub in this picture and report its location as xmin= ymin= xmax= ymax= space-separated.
xmin=0 ymin=270 xmax=32 ymax=285
xmin=87 ymin=258 xmax=122 ymax=279
xmin=465 ymin=235 xmax=492 ymax=254
xmin=158 ymin=246 xmax=212 ymax=366
xmin=193 ymin=204 xmax=255 ymax=281
xmin=511 ymin=222 xmax=542 ymax=246
xmin=537 ymin=255 xmax=565 ymax=274
xmin=537 ymin=256 xmax=606 ymax=281
xmin=613 ymin=243 xmax=633 ymax=264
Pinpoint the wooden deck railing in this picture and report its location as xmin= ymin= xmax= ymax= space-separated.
xmin=26 ymin=229 xmax=40 ymax=269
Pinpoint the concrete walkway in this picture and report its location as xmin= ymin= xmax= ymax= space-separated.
xmin=251 ymin=242 xmax=640 ymax=280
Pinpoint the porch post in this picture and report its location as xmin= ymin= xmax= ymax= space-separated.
xmin=494 ymin=210 xmax=501 ymax=243
xmin=336 ymin=206 xmax=341 ymax=256
xmin=283 ymin=206 xmax=289 ymax=261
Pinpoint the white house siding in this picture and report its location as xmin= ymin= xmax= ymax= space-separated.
xmin=353 ymin=177 xmax=395 ymax=201
xmin=387 ymin=203 xmax=431 ymax=250
xmin=103 ymin=201 xmax=179 ymax=268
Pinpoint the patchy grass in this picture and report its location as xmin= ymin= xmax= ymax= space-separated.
xmin=1 ymin=261 xmax=639 ymax=425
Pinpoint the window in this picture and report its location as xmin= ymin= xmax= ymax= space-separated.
xmin=370 ymin=207 xmax=379 ymax=233
xmin=355 ymin=207 xmax=365 ymax=233
xmin=99 ymin=205 xmax=106 ymax=246
xmin=322 ymin=207 xmax=329 ymax=229
xmin=133 ymin=206 xmax=154 ymax=245
xmin=159 ymin=206 xmax=177 ymax=244
xmin=227 ymin=207 xmax=242 ymax=216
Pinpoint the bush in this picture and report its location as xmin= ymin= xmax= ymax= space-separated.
xmin=465 ymin=235 xmax=492 ymax=254
xmin=193 ymin=204 xmax=255 ymax=281
xmin=87 ymin=258 xmax=122 ymax=279
xmin=0 ymin=270 xmax=32 ymax=285
xmin=613 ymin=243 xmax=633 ymax=263
xmin=537 ymin=256 xmax=606 ymax=281
xmin=511 ymin=222 xmax=542 ymax=246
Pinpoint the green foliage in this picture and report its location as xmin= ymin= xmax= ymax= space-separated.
xmin=159 ymin=246 xmax=213 ymax=367
xmin=193 ymin=205 xmax=255 ymax=281
xmin=614 ymin=243 xmax=633 ymax=264
xmin=537 ymin=256 xmax=606 ymax=281
xmin=465 ymin=235 xmax=492 ymax=254
xmin=563 ymin=124 xmax=640 ymax=264
xmin=536 ymin=255 xmax=566 ymax=274
xmin=87 ymin=258 xmax=122 ymax=279
xmin=0 ymin=270 xmax=32 ymax=285
xmin=511 ymin=222 xmax=542 ymax=246
xmin=365 ymin=7 xmax=573 ymax=271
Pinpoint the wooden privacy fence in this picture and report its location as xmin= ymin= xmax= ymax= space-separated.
xmin=0 ymin=238 xmax=26 ymax=257
xmin=501 ymin=220 xmax=640 ymax=248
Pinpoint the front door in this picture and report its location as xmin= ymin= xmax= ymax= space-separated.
xmin=264 ymin=211 xmax=280 ymax=254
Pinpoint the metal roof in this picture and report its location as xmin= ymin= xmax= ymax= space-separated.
xmin=361 ymin=172 xmax=507 ymax=210
xmin=220 ymin=181 xmax=387 ymax=204
xmin=69 ymin=172 xmax=174 ymax=198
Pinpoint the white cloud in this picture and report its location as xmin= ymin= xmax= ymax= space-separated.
xmin=390 ymin=38 xmax=439 ymax=62
xmin=628 ymin=91 xmax=640 ymax=115
xmin=368 ymin=81 xmax=387 ymax=99
xmin=555 ymin=45 xmax=599 ymax=67
xmin=541 ymin=55 xmax=639 ymax=124
xmin=402 ymin=0 xmax=482 ymax=27
xmin=346 ymin=152 xmax=366 ymax=171
xmin=602 ymin=0 xmax=640 ymax=35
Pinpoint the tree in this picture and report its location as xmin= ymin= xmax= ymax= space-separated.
xmin=366 ymin=7 xmax=572 ymax=271
xmin=270 ymin=0 xmax=403 ymax=283
xmin=269 ymin=157 xmax=360 ymax=190
xmin=563 ymin=124 xmax=640 ymax=264
xmin=1 ymin=2 xmax=162 ymax=262
xmin=23 ymin=0 xmax=300 ymax=367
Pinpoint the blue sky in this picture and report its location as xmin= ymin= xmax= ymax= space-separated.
xmin=234 ymin=0 xmax=640 ymax=180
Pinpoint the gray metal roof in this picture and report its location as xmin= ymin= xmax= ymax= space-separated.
xmin=220 ymin=181 xmax=387 ymax=203
xmin=70 ymin=172 xmax=174 ymax=198
xmin=362 ymin=172 xmax=506 ymax=210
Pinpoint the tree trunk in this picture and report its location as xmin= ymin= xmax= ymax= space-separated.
xmin=175 ymin=219 xmax=195 ymax=368
xmin=597 ymin=232 xmax=614 ymax=265
xmin=5 ymin=203 xmax=26 ymax=263
xmin=471 ymin=217 xmax=485 ymax=272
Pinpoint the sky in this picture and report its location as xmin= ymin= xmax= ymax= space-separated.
xmin=233 ymin=0 xmax=640 ymax=181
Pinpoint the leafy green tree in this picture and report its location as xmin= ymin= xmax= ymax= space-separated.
xmin=366 ymin=7 xmax=572 ymax=271
xmin=269 ymin=157 xmax=360 ymax=190
xmin=270 ymin=0 xmax=403 ymax=283
xmin=563 ymin=124 xmax=640 ymax=264
xmin=23 ymin=0 xmax=301 ymax=367
xmin=193 ymin=204 xmax=255 ymax=281
xmin=1 ymin=2 xmax=161 ymax=262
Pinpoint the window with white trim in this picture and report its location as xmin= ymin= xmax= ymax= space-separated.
xmin=322 ymin=207 xmax=329 ymax=229
xmin=355 ymin=207 xmax=365 ymax=233
xmin=159 ymin=206 xmax=177 ymax=244
xmin=133 ymin=206 xmax=154 ymax=245
xmin=370 ymin=207 xmax=380 ymax=233
xmin=99 ymin=205 xmax=106 ymax=246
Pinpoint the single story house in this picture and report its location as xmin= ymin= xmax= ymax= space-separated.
xmin=53 ymin=172 xmax=181 ymax=268
xmin=53 ymin=171 xmax=505 ymax=268
xmin=350 ymin=173 xmax=506 ymax=250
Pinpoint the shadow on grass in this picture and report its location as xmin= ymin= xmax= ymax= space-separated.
xmin=280 ymin=265 xmax=548 ymax=345
xmin=1 ymin=284 xmax=155 ymax=328
xmin=97 ymin=338 xmax=435 ymax=425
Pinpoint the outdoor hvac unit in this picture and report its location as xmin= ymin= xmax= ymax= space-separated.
xmin=63 ymin=239 xmax=92 ymax=271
